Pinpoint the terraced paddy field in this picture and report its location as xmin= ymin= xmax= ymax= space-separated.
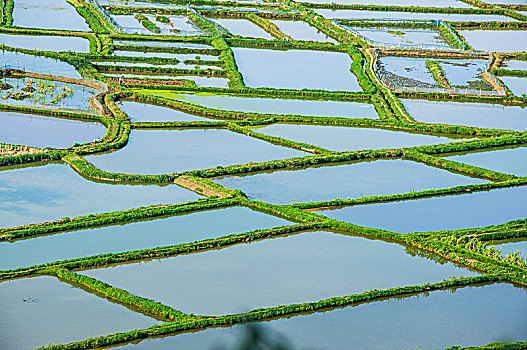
xmin=148 ymin=91 xmax=379 ymax=118
xmin=314 ymin=9 xmax=518 ymax=21
xmin=0 ymin=110 xmax=106 ymax=148
xmin=13 ymin=0 xmax=91 ymax=31
xmin=0 ymin=33 xmax=90 ymax=52
xmin=231 ymin=47 xmax=363 ymax=91
xmin=106 ymin=283 xmax=527 ymax=350
xmin=0 ymin=0 xmax=526 ymax=349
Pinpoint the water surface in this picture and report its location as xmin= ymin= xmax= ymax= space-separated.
xmin=315 ymin=9 xmax=517 ymax=22
xmin=214 ymin=159 xmax=488 ymax=205
xmin=0 ymin=163 xmax=200 ymax=228
xmin=118 ymin=101 xmax=206 ymax=122
xmin=108 ymin=283 xmax=527 ymax=350
xmin=494 ymin=239 xmax=527 ymax=258
xmin=213 ymin=18 xmax=274 ymax=39
xmin=502 ymin=60 xmax=527 ymax=71
xmin=251 ymin=124 xmax=470 ymax=151
xmin=378 ymin=56 xmax=491 ymax=90
xmin=232 ymin=47 xmax=362 ymax=91
xmin=0 ymin=276 xmax=158 ymax=350
xmin=175 ymin=75 xmax=229 ymax=88
xmin=13 ymin=0 xmax=91 ymax=31
xmin=480 ymin=0 xmax=526 ymax=3
xmin=113 ymin=40 xmax=212 ymax=49
xmin=269 ymin=19 xmax=338 ymax=43
xmin=303 ymin=0 xmax=473 ymax=7
xmin=102 ymin=0 xmax=185 ymax=9
xmin=402 ymin=99 xmax=527 ymax=131
xmin=315 ymin=186 xmax=527 ymax=233
xmin=0 ymin=110 xmax=106 ymax=149
xmin=445 ymin=146 xmax=527 ymax=177
xmin=112 ymin=50 xmax=218 ymax=60
xmin=0 ymin=51 xmax=81 ymax=79
xmin=438 ymin=58 xmax=492 ymax=90
xmin=0 ymin=33 xmax=90 ymax=53
xmin=0 ymin=77 xmax=98 ymax=112
xmin=500 ymin=76 xmax=527 ymax=96
xmin=351 ymin=27 xmax=451 ymax=48
xmin=459 ymin=30 xmax=527 ymax=52
xmin=378 ymin=56 xmax=438 ymax=88
xmin=80 ymin=230 xmax=479 ymax=315
xmin=162 ymin=92 xmax=378 ymax=118
xmin=95 ymin=60 xmax=222 ymax=72
xmin=143 ymin=14 xmax=203 ymax=34
xmin=85 ymin=129 xmax=307 ymax=174
xmin=110 ymin=14 xmax=203 ymax=35
xmin=0 ymin=207 xmax=293 ymax=270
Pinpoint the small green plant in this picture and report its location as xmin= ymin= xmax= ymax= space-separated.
xmin=155 ymin=15 xmax=170 ymax=24
xmin=387 ymin=30 xmax=405 ymax=37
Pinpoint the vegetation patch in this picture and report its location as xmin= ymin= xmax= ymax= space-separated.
xmin=134 ymin=14 xmax=161 ymax=34
xmin=426 ymin=59 xmax=452 ymax=89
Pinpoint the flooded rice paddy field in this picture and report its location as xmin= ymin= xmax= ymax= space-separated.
xmin=0 ymin=206 xmax=293 ymax=270
xmin=80 ymin=230 xmax=480 ymax=315
xmin=117 ymin=101 xmax=207 ymax=122
xmin=150 ymin=91 xmax=379 ymax=118
xmin=112 ymin=40 xmax=213 ymax=49
xmin=350 ymin=26 xmax=452 ymax=49
xmin=301 ymin=0 xmax=474 ymax=6
xmin=212 ymin=18 xmax=275 ymax=39
xmin=500 ymin=76 xmax=527 ymax=96
xmin=111 ymin=50 xmax=219 ymax=60
xmin=481 ymin=0 xmax=527 ymax=3
xmin=110 ymin=14 xmax=203 ymax=35
xmin=94 ymin=59 xmax=223 ymax=71
xmin=13 ymin=0 xmax=91 ymax=31
xmin=2 ymin=2 xmax=527 ymax=349
xmin=0 ymin=163 xmax=201 ymax=228
xmin=493 ymin=239 xmax=527 ymax=258
xmin=0 ymin=110 xmax=106 ymax=149
xmin=458 ymin=30 xmax=527 ymax=53
xmin=401 ymin=99 xmax=527 ymax=131
xmin=269 ymin=19 xmax=339 ymax=43
xmin=0 ymin=33 xmax=90 ymax=53
xmin=107 ymin=283 xmax=527 ymax=350
xmin=314 ymin=9 xmax=518 ymax=22
xmin=502 ymin=60 xmax=527 ymax=71
xmin=232 ymin=47 xmax=362 ymax=90
xmin=250 ymin=123 xmax=472 ymax=151
xmin=315 ymin=186 xmax=527 ymax=233
xmin=101 ymin=0 xmax=186 ymax=9
xmin=213 ymin=159 xmax=488 ymax=205
xmin=84 ymin=128 xmax=308 ymax=174
xmin=0 ymin=77 xmax=98 ymax=112
xmin=0 ymin=276 xmax=159 ymax=349
xmin=444 ymin=146 xmax=527 ymax=177
xmin=378 ymin=56 xmax=493 ymax=91
xmin=0 ymin=50 xmax=82 ymax=79
xmin=141 ymin=14 xmax=203 ymax=33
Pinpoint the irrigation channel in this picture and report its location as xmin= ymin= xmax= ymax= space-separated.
xmin=0 ymin=0 xmax=526 ymax=349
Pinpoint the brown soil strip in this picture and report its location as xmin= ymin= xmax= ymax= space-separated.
xmin=378 ymin=49 xmax=488 ymax=60
xmin=174 ymin=175 xmax=228 ymax=198
xmin=482 ymin=71 xmax=506 ymax=95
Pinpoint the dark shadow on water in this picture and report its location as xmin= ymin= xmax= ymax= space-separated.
xmin=212 ymin=324 xmax=297 ymax=350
